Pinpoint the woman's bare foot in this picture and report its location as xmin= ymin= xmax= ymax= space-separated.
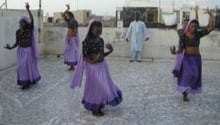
xmin=21 ymin=85 xmax=30 ymax=90
xmin=68 ymin=66 xmax=74 ymax=71
xmin=183 ymin=92 xmax=189 ymax=102
xmin=92 ymin=110 xmax=104 ymax=117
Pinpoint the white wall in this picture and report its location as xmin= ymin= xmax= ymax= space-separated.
xmin=0 ymin=9 xmax=44 ymax=70
xmin=44 ymin=26 xmax=220 ymax=60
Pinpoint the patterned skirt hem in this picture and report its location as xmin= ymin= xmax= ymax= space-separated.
xmin=82 ymin=91 xmax=122 ymax=112
xmin=17 ymin=76 xmax=41 ymax=86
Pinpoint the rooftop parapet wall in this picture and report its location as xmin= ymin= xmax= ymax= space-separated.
xmin=44 ymin=26 xmax=220 ymax=60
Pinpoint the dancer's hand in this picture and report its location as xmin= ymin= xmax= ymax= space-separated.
xmin=4 ymin=44 xmax=11 ymax=50
xmin=97 ymin=53 xmax=104 ymax=63
xmin=170 ymin=45 xmax=176 ymax=55
xmin=204 ymin=7 xmax=214 ymax=33
xmin=178 ymin=29 xmax=184 ymax=37
xmin=145 ymin=37 xmax=149 ymax=41
xmin=65 ymin=4 xmax=70 ymax=11
xmin=203 ymin=7 xmax=211 ymax=14
xmin=25 ymin=2 xmax=30 ymax=10
xmin=194 ymin=5 xmax=199 ymax=12
xmin=126 ymin=38 xmax=129 ymax=42
xmin=92 ymin=53 xmax=103 ymax=63
xmin=106 ymin=43 xmax=113 ymax=52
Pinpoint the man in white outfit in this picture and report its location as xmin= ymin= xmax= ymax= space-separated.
xmin=126 ymin=12 xmax=150 ymax=62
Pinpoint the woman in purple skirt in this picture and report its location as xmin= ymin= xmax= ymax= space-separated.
xmin=62 ymin=4 xmax=79 ymax=70
xmin=4 ymin=3 xmax=41 ymax=89
xmin=170 ymin=8 xmax=214 ymax=101
xmin=70 ymin=19 xmax=122 ymax=117
xmin=172 ymin=6 xmax=199 ymax=78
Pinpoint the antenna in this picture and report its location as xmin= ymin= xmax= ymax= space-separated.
xmin=158 ymin=0 xmax=161 ymax=22
xmin=77 ymin=0 xmax=79 ymax=10
xmin=39 ymin=0 xmax=42 ymax=10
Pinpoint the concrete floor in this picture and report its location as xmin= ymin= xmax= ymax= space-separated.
xmin=0 ymin=56 xmax=220 ymax=125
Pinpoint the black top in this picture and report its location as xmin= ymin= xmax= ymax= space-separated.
xmin=179 ymin=29 xmax=209 ymax=49
xmin=16 ymin=25 xmax=33 ymax=47
xmin=67 ymin=19 xmax=78 ymax=30
xmin=82 ymin=37 xmax=104 ymax=59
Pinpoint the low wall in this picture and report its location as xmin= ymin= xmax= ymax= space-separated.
xmin=1 ymin=20 xmax=219 ymax=71
xmin=44 ymin=27 xmax=220 ymax=60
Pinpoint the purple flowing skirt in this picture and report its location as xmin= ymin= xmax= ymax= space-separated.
xmin=172 ymin=53 xmax=184 ymax=78
xmin=64 ymin=36 xmax=79 ymax=66
xmin=173 ymin=53 xmax=202 ymax=94
xmin=17 ymin=47 xmax=41 ymax=86
xmin=82 ymin=61 xmax=122 ymax=112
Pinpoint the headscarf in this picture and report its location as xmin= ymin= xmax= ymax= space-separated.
xmin=20 ymin=16 xmax=40 ymax=61
xmin=82 ymin=19 xmax=97 ymax=41
xmin=184 ymin=19 xmax=198 ymax=33
xmin=64 ymin=11 xmax=75 ymax=22
xmin=70 ymin=19 xmax=97 ymax=89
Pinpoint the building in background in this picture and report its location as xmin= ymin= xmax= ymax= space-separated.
xmin=101 ymin=15 xmax=116 ymax=27
xmin=46 ymin=9 xmax=116 ymax=27
xmin=116 ymin=0 xmax=220 ymax=29
xmin=73 ymin=10 xmax=92 ymax=26
xmin=118 ymin=7 xmax=159 ymax=27
xmin=52 ymin=10 xmax=92 ymax=26
xmin=216 ymin=9 xmax=220 ymax=29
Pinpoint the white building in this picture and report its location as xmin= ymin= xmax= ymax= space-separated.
xmin=125 ymin=0 xmax=220 ymax=10
xmin=117 ymin=0 xmax=220 ymax=27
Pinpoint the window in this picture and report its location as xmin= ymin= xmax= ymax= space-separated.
xmin=183 ymin=12 xmax=190 ymax=20
xmin=122 ymin=7 xmax=158 ymax=27
xmin=147 ymin=13 xmax=154 ymax=22
xmin=86 ymin=12 xmax=90 ymax=18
